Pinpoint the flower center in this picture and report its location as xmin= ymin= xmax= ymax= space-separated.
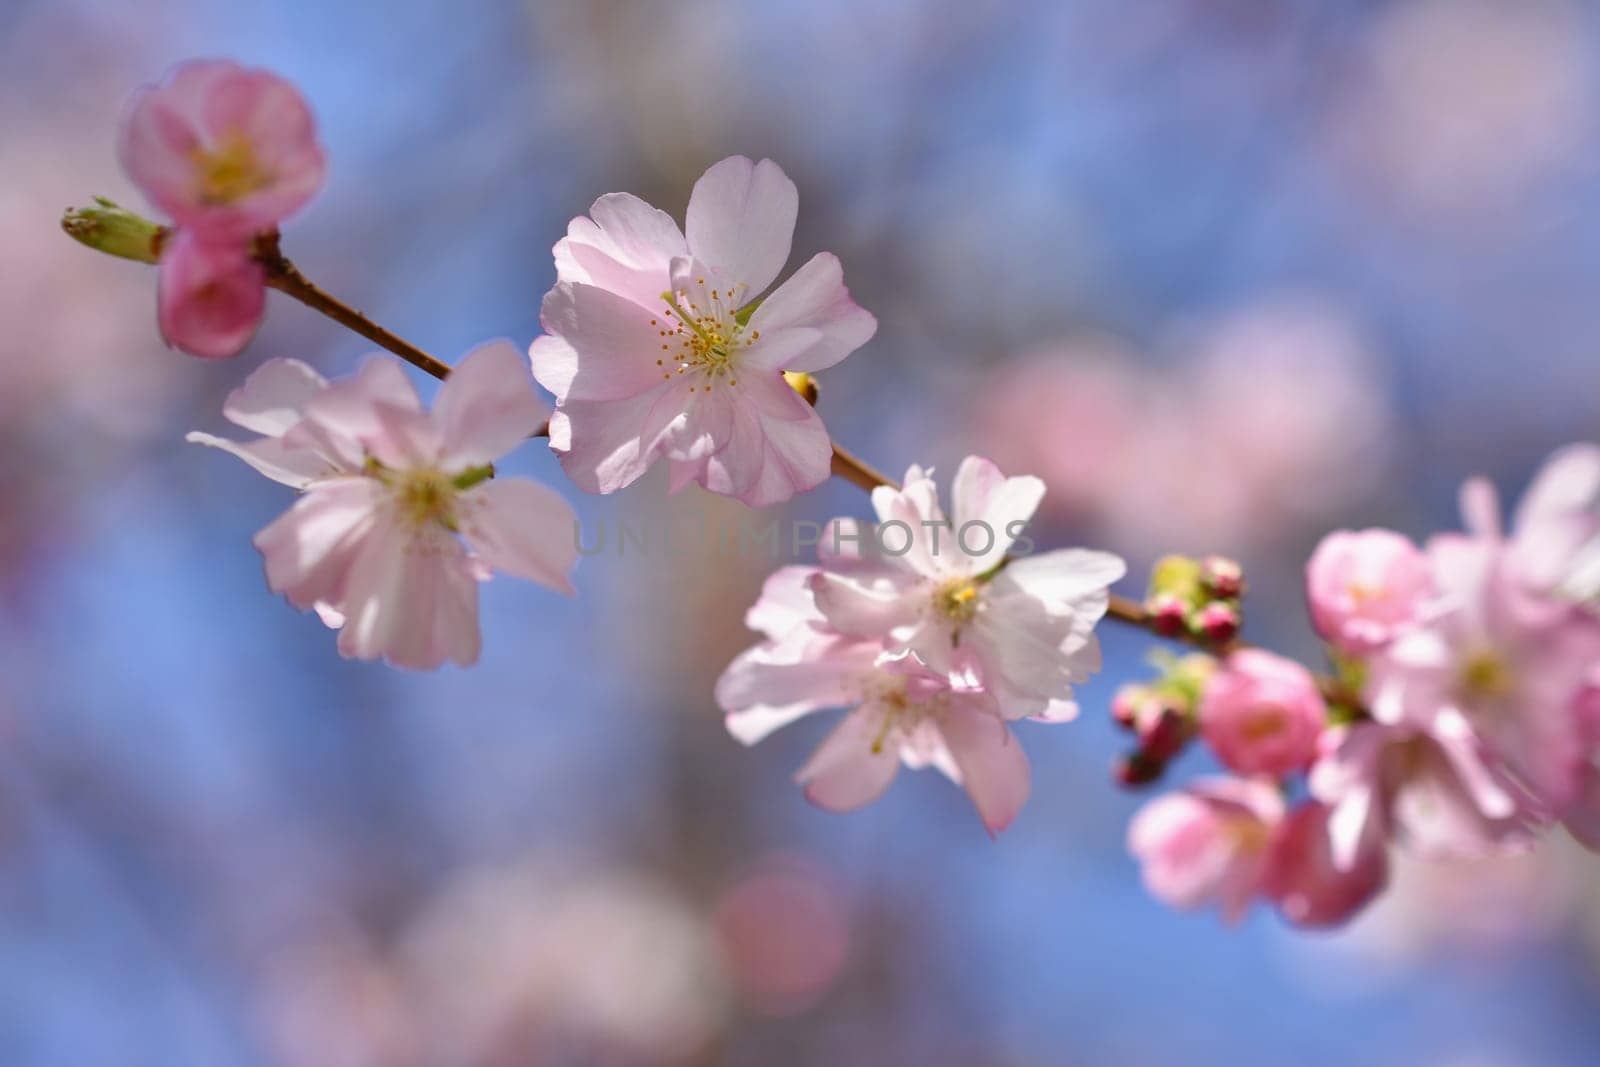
xmin=191 ymin=132 xmax=273 ymax=205
xmin=1240 ymin=707 xmax=1287 ymax=741
xmin=1459 ymin=649 xmax=1515 ymax=701
xmin=655 ymin=283 xmax=759 ymax=394
xmin=933 ymin=577 xmax=982 ymax=622
xmin=393 ymin=468 xmax=458 ymax=530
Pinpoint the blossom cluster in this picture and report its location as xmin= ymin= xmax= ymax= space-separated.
xmin=1125 ymin=446 xmax=1600 ymax=927
xmin=716 ymin=458 xmax=1124 ymax=834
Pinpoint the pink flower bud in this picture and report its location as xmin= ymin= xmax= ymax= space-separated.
xmin=1147 ymin=593 xmax=1189 ymax=637
xmin=1305 ymin=528 xmax=1432 ymax=655
xmin=1111 ymin=686 xmax=1144 ymax=729
xmin=1199 ymin=649 xmax=1325 ymax=777
xmin=1263 ymin=802 xmax=1388 ymax=928
xmin=1192 ymin=601 xmax=1240 ymax=644
xmin=1201 ymin=556 xmax=1244 ymax=598
xmin=156 ymin=230 xmax=265 ymax=359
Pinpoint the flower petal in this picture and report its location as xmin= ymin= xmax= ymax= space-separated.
xmin=185 ymin=430 xmax=330 ymax=488
xmin=222 ymin=358 xmax=327 ymax=436
xmin=337 ymin=519 xmax=481 ymax=670
xmin=253 ymin=477 xmax=382 ymax=610
xmin=434 ymin=339 xmax=548 ymax=468
xmin=535 ymin=281 xmax=686 ymax=402
xmin=743 ymin=253 xmax=877 ymax=373
xmin=796 ymin=706 xmax=901 ymax=813
xmin=458 ymin=477 xmax=579 ymax=594
xmin=684 ymin=156 xmax=797 ymax=297
xmin=558 ymin=192 xmax=686 ymax=309
xmin=936 ymin=699 xmax=1031 ymax=836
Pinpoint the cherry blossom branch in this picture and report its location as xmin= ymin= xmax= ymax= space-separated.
xmin=62 ymin=199 xmax=1348 ymax=706
xmin=252 ymin=232 xmax=457 ymax=382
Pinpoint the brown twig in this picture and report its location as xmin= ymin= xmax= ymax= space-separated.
xmin=255 ymin=232 xmax=455 ymax=381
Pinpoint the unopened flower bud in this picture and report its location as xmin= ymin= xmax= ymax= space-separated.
xmin=1201 ymin=556 xmax=1244 ymax=599
xmin=1139 ymin=704 xmax=1193 ymax=763
xmin=1147 ymin=593 xmax=1190 ymax=638
xmin=784 ymin=370 xmax=818 ymax=406
xmin=1112 ymin=685 xmax=1145 ymax=729
xmin=1193 ymin=601 xmax=1240 ymax=644
xmin=1114 ymin=751 xmax=1165 ymax=787
xmin=61 ymin=197 xmax=166 ymax=263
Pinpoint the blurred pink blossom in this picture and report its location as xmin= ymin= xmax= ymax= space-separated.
xmin=1306 ymin=529 xmax=1433 ymax=655
xmin=1263 ymin=801 xmax=1389 ymax=929
xmin=1127 ymin=776 xmax=1283 ymax=923
xmin=976 ymin=298 xmax=1392 ymax=556
xmin=120 ymin=58 xmax=326 ymax=240
xmin=714 ymin=854 xmax=852 ymax=1015
xmin=1310 ymin=717 xmax=1537 ymax=868
xmin=1198 ymin=649 xmax=1325 ymax=778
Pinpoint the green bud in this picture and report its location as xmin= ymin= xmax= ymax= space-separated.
xmin=60 ymin=197 xmax=166 ymax=264
xmin=1148 ymin=554 xmax=1203 ymax=605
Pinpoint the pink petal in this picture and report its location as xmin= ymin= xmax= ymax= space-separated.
xmin=809 ymin=571 xmax=916 ymax=638
xmin=222 ymin=358 xmax=327 ymax=436
xmin=684 ymin=156 xmax=797 ymax=297
xmin=744 ymin=565 xmax=825 ymax=637
xmin=336 ymin=518 xmax=481 ymax=670
xmin=457 ymin=477 xmax=579 ymax=594
xmin=726 ymin=374 xmax=833 ymax=507
xmin=743 ymin=253 xmax=877 ymax=373
xmin=536 ymin=281 xmax=687 ymax=402
xmin=434 ymin=339 xmax=548 ymax=468
xmin=1458 ymin=476 xmax=1503 ymax=540
xmin=946 ymin=456 xmax=1045 ymax=573
xmin=548 ymin=384 xmax=684 ymax=495
xmin=559 ymin=192 xmax=687 ymax=309
xmin=717 ymin=634 xmax=877 ymax=744
xmin=156 ymin=231 xmax=265 ymax=359
xmin=185 ymin=430 xmax=330 ymax=488
xmin=254 ymin=477 xmax=382 ymax=610
xmin=296 ymin=357 xmax=423 ymax=469
xmin=796 ymin=707 xmax=902 ymax=813
xmin=936 ymin=699 xmax=1031 ymax=836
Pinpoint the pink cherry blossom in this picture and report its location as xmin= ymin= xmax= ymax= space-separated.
xmin=156 ymin=229 xmax=266 ymax=359
xmin=1262 ymin=801 xmax=1388 ymax=928
xmin=120 ymin=59 xmax=326 ymax=240
xmin=1198 ymin=650 xmax=1326 ymax=777
xmin=804 ymin=457 xmax=1125 ymax=721
xmin=717 ymin=567 xmax=1032 ymax=836
xmin=1305 ymin=528 xmax=1433 ymax=654
xmin=1127 ymin=777 xmax=1284 ymax=923
xmin=1309 ymin=715 xmax=1539 ymax=867
xmin=1367 ymin=479 xmax=1600 ymax=818
xmin=530 ymin=156 xmax=877 ymax=506
xmin=188 ymin=341 xmax=578 ymax=669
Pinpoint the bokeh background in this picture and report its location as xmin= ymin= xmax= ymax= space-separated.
xmin=5 ymin=0 xmax=1600 ymax=1063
